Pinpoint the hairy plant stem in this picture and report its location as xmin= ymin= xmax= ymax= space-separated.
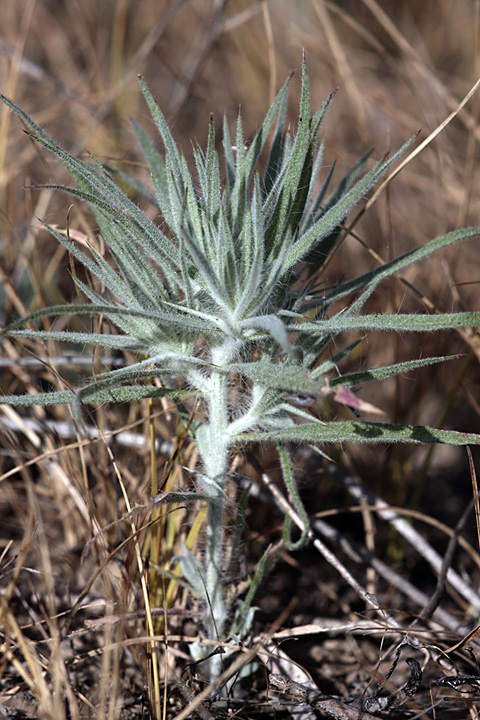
xmin=201 ymin=347 xmax=233 ymax=677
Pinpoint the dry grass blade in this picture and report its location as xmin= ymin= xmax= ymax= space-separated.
xmin=255 ymin=461 xmax=403 ymax=633
xmin=312 ymin=0 xmax=367 ymax=138
xmin=468 ymin=446 xmax=480 ymax=556
xmin=0 ymin=0 xmax=35 ymax=201
xmin=340 ymin=461 xmax=480 ymax=613
xmin=363 ymin=76 xmax=480 ymax=216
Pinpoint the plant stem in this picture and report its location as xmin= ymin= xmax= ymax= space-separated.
xmin=201 ymin=350 xmax=231 ymax=677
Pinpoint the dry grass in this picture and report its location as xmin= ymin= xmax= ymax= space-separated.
xmin=1 ymin=1 xmax=480 ymax=718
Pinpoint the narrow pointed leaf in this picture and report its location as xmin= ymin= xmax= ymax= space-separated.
xmin=238 ymin=421 xmax=480 ymax=446
xmin=329 ymin=355 xmax=460 ymax=387
xmin=328 ymin=227 xmax=480 ymax=303
xmin=284 ymin=135 xmax=418 ymax=272
xmin=295 ymin=311 xmax=480 ymax=334
xmin=0 ymin=386 xmax=194 ymax=407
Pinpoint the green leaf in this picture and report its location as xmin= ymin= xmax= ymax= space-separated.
xmin=284 ymin=135 xmax=418 ymax=272
xmin=329 ymin=355 xmax=460 ymax=387
xmin=295 ymin=312 xmax=480 ymax=334
xmin=328 ymin=227 xmax=480 ymax=303
xmin=264 ymin=56 xmax=314 ymax=254
xmin=233 ymin=361 xmax=323 ymax=396
xmin=6 ymin=328 xmax=141 ymax=350
xmin=238 ymin=421 xmax=480 ymax=446
xmin=277 ymin=443 xmax=309 ymax=550
xmin=138 ymin=76 xmax=186 ymax=189
xmin=0 ymin=386 xmax=194 ymax=407
xmin=302 ymin=150 xmax=373 ymax=275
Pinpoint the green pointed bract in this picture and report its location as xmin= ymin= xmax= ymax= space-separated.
xmin=2 ymin=58 xmax=480 ymax=677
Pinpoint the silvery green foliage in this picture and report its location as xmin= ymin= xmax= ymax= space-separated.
xmin=2 ymin=57 xmax=480 ymax=677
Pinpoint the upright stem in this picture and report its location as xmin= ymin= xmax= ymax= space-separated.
xmin=200 ymin=348 xmax=232 ymax=678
